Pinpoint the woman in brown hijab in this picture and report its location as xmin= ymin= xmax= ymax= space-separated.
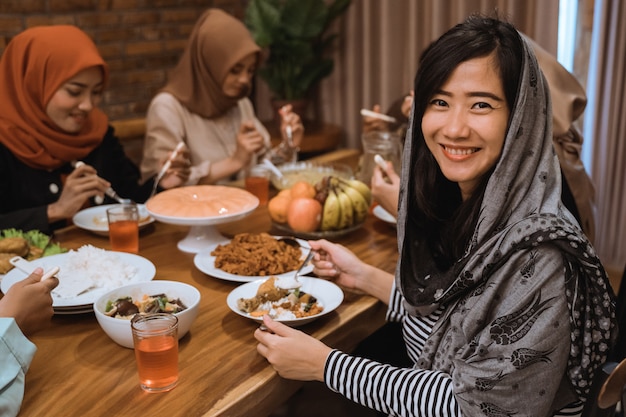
xmin=0 ymin=25 xmax=188 ymax=233
xmin=141 ymin=8 xmax=304 ymax=185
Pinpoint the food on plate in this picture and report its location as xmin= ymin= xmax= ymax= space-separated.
xmin=0 ymin=229 xmax=67 ymax=273
xmin=52 ymin=245 xmax=139 ymax=298
xmin=268 ymin=176 xmax=372 ymax=232
xmin=0 ymin=236 xmax=29 ymax=256
xmin=91 ymin=209 xmax=151 ymax=227
xmin=237 ymin=276 xmax=323 ymax=319
xmin=211 ymin=233 xmax=302 ymax=276
xmin=105 ymin=293 xmax=188 ymax=319
xmin=0 ymin=253 xmax=16 ymax=274
xmin=146 ymin=185 xmax=258 ymax=218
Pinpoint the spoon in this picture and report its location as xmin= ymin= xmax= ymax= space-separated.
xmin=9 ymin=256 xmax=60 ymax=281
xmin=261 ymin=158 xmax=284 ymax=180
xmin=276 ymin=249 xmax=314 ymax=290
xmin=105 ymin=187 xmax=133 ymax=205
xmin=150 ymin=142 xmax=185 ymax=199
xmin=285 ymin=125 xmax=294 ymax=147
xmin=275 ymin=237 xmax=315 ymax=289
xmin=74 ymin=161 xmax=134 ymax=205
xmin=277 ymin=236 xmax=301 ymax=248
xmin=360 ymin=108 xmax=397 ymax=123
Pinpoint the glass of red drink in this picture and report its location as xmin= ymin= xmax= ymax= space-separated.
xmin=245 ymin=165 xmax=270 ymax=205
xmin=131 ymin=313 xmax=179 ymax=392
xmin=106 ymin=204 xmax=139 ymax=253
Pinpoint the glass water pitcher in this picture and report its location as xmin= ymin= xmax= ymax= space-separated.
xmin=356 ymin=131 xmax=403 ymax=185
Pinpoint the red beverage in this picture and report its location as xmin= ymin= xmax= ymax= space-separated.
xmin=108 ymin=220 xmax=139 ymax=253
xmin=245 ymin=176 xmax=270 ymax=205
xmin=134 ymin=335 xmax=178 ymax=392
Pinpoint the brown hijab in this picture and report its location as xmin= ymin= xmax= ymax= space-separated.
xmin=0 ymin=25 xmax=109 ymax=170
xmin=161 ymin=8 xmax=261 ymax=118
xmin=531 ymin=38 xmax=597 ymax=242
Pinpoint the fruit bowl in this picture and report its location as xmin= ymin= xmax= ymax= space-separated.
xmin=271 ymin=161 xmax=353 ymax=190
xmin=269 ymin=175 xmax=372 ymax=240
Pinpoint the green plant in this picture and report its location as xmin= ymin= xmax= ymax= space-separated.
xmin=245 ymin=0 xmax=351 ymax=101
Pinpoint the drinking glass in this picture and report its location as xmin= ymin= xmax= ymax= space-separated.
xmin=245 ymin=165 xmax=271 ymax=205
xmin=106 ymin=204 xmax=139 ymax=253
xmin=131 ymin=313 xmax=179 ymax=393
xmin=357 ymin=131 xmax=402 ymax=184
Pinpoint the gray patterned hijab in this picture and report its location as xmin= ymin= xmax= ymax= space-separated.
xmin=395 ymin=21 xmax=616 ymax=402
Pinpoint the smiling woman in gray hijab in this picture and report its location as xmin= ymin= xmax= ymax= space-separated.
xmin=253 ymin=15 xmax=615 ymax=417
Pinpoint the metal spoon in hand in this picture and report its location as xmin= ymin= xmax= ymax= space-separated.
xmin=275 ymin=237 xmax=314 ymax=289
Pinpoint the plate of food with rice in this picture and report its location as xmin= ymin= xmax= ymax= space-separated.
xmin=0 ymin=244 xmax=156 ymax=311
xmin=193 ymin=232 xmax=314 ymax=283
xmin=226 ymin=276 xmax=344 ymax=327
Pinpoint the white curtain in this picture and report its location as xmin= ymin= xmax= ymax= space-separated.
xmin=316 ymin=0 xmax=559 ymax=148
xmin=254 ymin=0 xmax=559 ymax=147
xmin=585 ymin=0 xmax=626 ymax=271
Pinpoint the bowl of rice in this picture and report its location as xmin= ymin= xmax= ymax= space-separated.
xmin=94 ymin=280 xmax=201 ymax=348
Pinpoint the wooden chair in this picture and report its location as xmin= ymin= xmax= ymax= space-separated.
xmin=110 ymin=117 xmax=146 ymax=167
xmin=581 ymin=361 xmax=620 ymax=417
xmin=582 ymin=265 xmax=626 ymax=417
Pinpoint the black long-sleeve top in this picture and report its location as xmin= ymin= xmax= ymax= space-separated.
xmin=0 ymin=126 xmax=155 ymax=234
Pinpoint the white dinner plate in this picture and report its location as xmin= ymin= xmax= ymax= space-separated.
xmin=72 ymin=204 xmax=154 ymax=236
xmin=226 ymin=277 xmax=344 ymax=327
xmin=194 ymin=237 xmax=314 ymax=283
xmin=0 ymin=251 xmax=156 ymax=309
xmin=373 ymin=205 xmax=397 ymax=226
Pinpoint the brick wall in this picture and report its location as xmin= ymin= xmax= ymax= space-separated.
xmin=0 ymin=0 xmax=249 ymax=121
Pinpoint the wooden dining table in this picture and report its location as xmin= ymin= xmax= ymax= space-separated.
xmin=12 ymin=150 xmax=400 ymax=417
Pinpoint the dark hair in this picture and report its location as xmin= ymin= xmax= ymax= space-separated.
xmin=404 ymin=15 xmax=523 ymax=269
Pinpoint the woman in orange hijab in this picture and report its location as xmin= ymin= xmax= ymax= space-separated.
xmin=140 ymin=8 xmax=303 ymax=185
xmin=0 ymin=25 xmax=188 ymax=233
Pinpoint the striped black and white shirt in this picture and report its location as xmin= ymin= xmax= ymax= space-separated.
xmin=323 ymin=283 xmax=584 ymax=417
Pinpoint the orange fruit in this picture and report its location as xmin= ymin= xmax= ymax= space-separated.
xmin=290 ymin=181 xmax=316 ymax=199
xmin=277 ymin=189 xmax=292 ymax=199
xmin=287 ymin=197 xmax=322 ymax=232
xmin=268 ymin=194 xmax=291 ymax=223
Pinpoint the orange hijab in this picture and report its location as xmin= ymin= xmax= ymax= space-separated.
xmin=0 ymin=25 xmax=109 ymax=170
xmin=161 ymin=8 xmax=261 ymax=118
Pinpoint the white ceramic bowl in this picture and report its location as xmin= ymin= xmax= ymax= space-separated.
xmin=94 ymin=281 xmax=201 ymax=349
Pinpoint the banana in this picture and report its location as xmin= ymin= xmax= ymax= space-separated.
xmin=338 ymin=182 xmax=370 ymax=224
xmin=335 ymin=184 xmax=355 ymax=229
xmin=321 ymin=188 xmax=341 ymax=231
xmin=339 ymin=178 xmax=372 ymax=205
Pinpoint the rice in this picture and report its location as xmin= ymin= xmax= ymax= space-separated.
xmin=53 ymin=245 xmax=138 ymax=299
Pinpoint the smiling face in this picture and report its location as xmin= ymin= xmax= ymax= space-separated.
xmin=45 ymin=66 xmax=104 ymax=134
xmin=421 ymin=53 xmax=510 ymax=201
xmin=221 ymin=52 xmax=257 ymax=99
